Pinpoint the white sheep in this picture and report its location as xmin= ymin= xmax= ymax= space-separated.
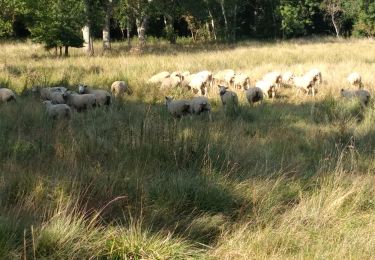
xmin=188 ymin=96 xmax=212 ymax=119
xmin=161 ymin=75 xmax=182 ymax=89
xmin=213 ymin=69 xmax=236 ymax=88
xmin=0 ymin=88 xmax=16 ymax=102
xmin=111 ymin=81 xmax=133 ymax=97
xmin=245 ymin=87 xmax=263 ymax=106
xmin=281 ymin=71 xmax=294 ymax=86
xmin=234 ymin=73 xmax=250 ymax=90
xmin=293 ymin=76 xmax=315 ymax=96
xmin=341 ymin=89 xmax=371 ymax=107
xmin=181 ymin=74 xmax=195 ymax=91
xmin=42 ymin=101 xmax=71 ymax=119
xmin=181 ymin=71 xmax=191 ymax=77
xmin=188 ymin=71 xmax=213 ymax=96
xmin=165 ymin=96 xmax=190 ymax=118
xmin=347 ymin=72 xmax=363 ymax=89
xmin=263 ymin=71 xmax=282 ymax=89
xmin=219 ymin=85 xmax=239 ymax=109
xmin=62 ymin=91 xmax=96 ymax=112
xmin=255 ymin=80 xmax=276 ymax=99
xmin=305 ymin=69 xmax=322 ymax=85
xmin=78 ymin=85 xmax=111 ymax=106
xmin=148 ymin=71 xmax=170 ymax=84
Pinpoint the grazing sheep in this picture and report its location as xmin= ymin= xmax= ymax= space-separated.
xmin=245 ymin=87 xmax=263 ymax=106
xmin=255 ymin=80 xmax=276 ymax=99
xmin=263 ymin=72 xmax=282 ymax=89
xmin=347 ymin=72 xmax=363 ymax=89
xmin=161 ymin=75 xmax=182 ymax=89
xmin=214 ymin=69 xmax=236 ymax=88
xmin=219 ymin=85 xmax=239 ymax=109
xmin=282 ymin=71 xmax=294 ymax=86
xmin=306 ymin=69 xmax=322 ymax=85
xmin=42 ymin=101 xmax=71 ymax=119
xmin=0 ymin=88 xmax=16 ymax=102
xmin=148 ymin=71 xmax=170 ymax=84
xmin=32 ymin=86 xmax=66 ymax=102
xmin=62 ymin=91 xmax=96 ymax=112
xmin=293 ymin=76 xmax=315 ymax=96
xmin=181 ymin=74 xmax=195 ymax=91
xmin=188 ymin=96 xmax=212 ymax=119
xmin=188 ymin=71 xmax=213 ymax=96
xmin=234 ymin=73 xmax=250 ymax=90
xmin=111 ymin=81 xmax=133 ymax=97
xmin=78 ymin=85 xmax=111 ymax=106
xmin=165 ymin=96 xmax=190 ymax=118
xmin=341 ymin=89 xmax=371 ymax=107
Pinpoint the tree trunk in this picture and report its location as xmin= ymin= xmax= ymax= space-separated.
xmin=82 ymin=25 xmax=94 ymax=55
xmin=59 ymin=46 xmax=62 ymax=57
xmin=64 ymin=46 xmax=69 ymax=56
xmin=220 ymin=0 xmax=228 ymax=40
xmin=208 ymin=9 xmax=216 ymax=40
xmin=103 ymin=0 xmax=112 ymax=50
xmin=136 ymin=17 xmax=148 ymax=50
xmin=331 ymin=14 xmax=340 ymax=37
xmin=83 ymin=0 xmax=94 ymax=55
xmin=54 ymin=46 xmax=58 ymax=56
xmin=127 ymin=23 xmax=131 ymax=47
xmin=232 ymin=3 xmax=237 ymax=42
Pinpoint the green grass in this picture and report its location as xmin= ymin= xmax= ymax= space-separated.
xmin=1 ymin=38 xmax=375 ymax=258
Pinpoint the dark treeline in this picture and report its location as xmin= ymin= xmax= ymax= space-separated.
xmin=0 ymin=0 xmax=374 ymax=55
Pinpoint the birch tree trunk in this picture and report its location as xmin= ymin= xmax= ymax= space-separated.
xmin=331 ymin=14 xmax=340 ymax=37
xmin=82 ymin=25 xmax=94 ymax=55
xmin=103 ymin=0 xmax=112 ymax=50
xmin=220 ymin=0 xmax=229 ymax=40
xmin=136 ymin=17 xmax=148 ymax=50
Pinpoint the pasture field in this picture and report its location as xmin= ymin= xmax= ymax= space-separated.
xmin=1 ymin=38 xmax=375 ymax=259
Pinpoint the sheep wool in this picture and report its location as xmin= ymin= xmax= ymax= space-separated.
xmin=347 ymin=72 xmax=362 ymax=89
xmin=214 ymin=69 xmax=236 ymax=88
xmin=43 ymin=101 xmax=71 ymax=119
xmin=245 ymin=87 xmax=263 ymax=106
xmin=78 ymin=85 xmax=111 ymax=106
xmin=111 ymin=81 xmax=132 ymax=97
xmin=161 ymin=75 xmax=182 ymax=89
xmin=255 ymin=80 xmax=275 ymax=99
xmin=341 ymin=89 xmax=370 ymax=106
xmin=165 ymin=96 xmax=190 ymax=118
xmin=148 ymin=71 xmax=170 ymax=84
xmin=219 ymin=85 xmax=239 ymax=108
xmin=188 ymin=96 xmax=211 ymax=117
xmin=63 ymin=91 xmax=96 ymax=112
xmin=0 ymin=88 xmax=16 ymax=102
xmin=263 ymin=72 xmax=282 ymax=88
xmin=234 ymin=73 xmax=250 ymax=90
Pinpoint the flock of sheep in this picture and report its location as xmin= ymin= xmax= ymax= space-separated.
xmin=0 ymin=69 xmax=371 ymax=120
xmin=148 ymin=69 xmax=371 ymax=118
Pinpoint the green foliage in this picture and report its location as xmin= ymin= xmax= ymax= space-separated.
xmin=353 ymin=0 xmax=375 ymax=36
xmin=27 ymin=0 xmax=85 ymax=53
xmin=0 ymin=0 xmax=27 ymax=37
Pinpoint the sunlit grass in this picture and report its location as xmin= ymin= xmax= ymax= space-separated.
xmin=1 ymin=37 xmax=375 ymax=258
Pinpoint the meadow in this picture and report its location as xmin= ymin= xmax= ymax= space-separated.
xmin=1 ymin=37 xmax=375 ymax=259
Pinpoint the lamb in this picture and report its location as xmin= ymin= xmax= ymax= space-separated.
xmin=188 ymin=96 xmax=212 ymax=119
xmin=188 ymin=71 xmax=213 ymax=96
xmin=161 ymin=75 xmax=182 ymax=89
xmin=78 ymin=84 xmax=111 ymax=106
xmin=245 ymin=87 xmax=263 ymax=106
xmin=219 ymin=85 xmax=239 ymax=109
xmin=347 ymin=72 xmax=363 ymax=89
xmin=305 ymin=69 xmax=322 ymax=85
xmin=255 ymin=80 xmax=276 ymax=99
xmin=42 ymin=101 xmax=71 ymax=119
xmin=213 ymin=69 xmax=236 ymax=88
xmin=165 ymin=96 xmax=190 ymax=118
xmin=234 ymin=73 xmax=250 ymax=90
xmin=148 ymin=71 xmax=170 ymax=84
xmin=111 ymin=81 xmax=133 ymax=97
xmin=62 ymin=91 xmax=96 ymax=112
xmin=0 ymin=88 xmax=16 ymax=102
xmin=293 ymin=76 xmax=315 ymax=96
xmin=263 ymin=72 xmax=282 ymax=89
xmin=282 ymin=71 xmax=294 ymax=86
xmin=341 ymin=89 xmax=371 ymax=107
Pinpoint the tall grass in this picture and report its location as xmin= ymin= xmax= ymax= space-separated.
xmin=1 ymin=38 xmax=375 ymax=258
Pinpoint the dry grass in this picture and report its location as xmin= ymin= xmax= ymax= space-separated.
xmin=1 ymin=37 xmax=375 ymax=259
